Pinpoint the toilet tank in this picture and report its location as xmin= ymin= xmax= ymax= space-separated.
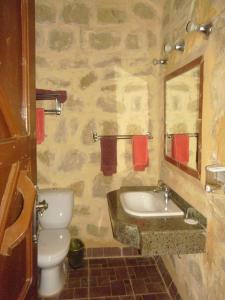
xmin=38 ymin=189 xmax=74 ymax=229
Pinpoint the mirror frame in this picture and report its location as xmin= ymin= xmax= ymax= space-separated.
xmin=164 ymin=56 xmax=204 ymax=178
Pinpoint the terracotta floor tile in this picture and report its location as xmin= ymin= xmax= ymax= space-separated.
xmin=125 ymin=258 xmax=139 ymax=266
xmin=69 ymin=269 xmax=88 ymax=278
xmin=101 ymin=267 xmax=116 ymax=276
xmin=120 ymin=296 xmax=135 ymax=300
xmin=97 ymin=275 xmax=110 ymax=286
xmin=66 ymin=277 xmax=80 ymax=288
xmin=73 ymin=287 xmax=88 ymax=299
xmin=156 ymin=293 xmax=171 ymax=300
xmin=145 ymin=266 xmax=158 ymax=276
xmin=114 ymin=267 xmax=129 ymax=280
xmin=89 ymin=277 xmax=97 ymax=287
xmin=111 ymin=280 xmax=126 ymax=296
xmin=108 ymin=258 xmax=126 ymax=267
xmin=41 ymin=256 xmax=174 ymax=300
xmin=131 ymin=279 xmax=148 ymax=294
xmin=60 ymin=288 xmax=74 ymax=299
xmin=146 ymin=282 xmax=166 ymax=293
xmin=136 ymin=257 xmax=155 ymax=266
xmin=89 ymin=286 xmax=111 ymax=298
xmin=124 ymin=279 xmax=133 ymax=295
xmin=132 ymin=266 xmax=149 ymax=279
xmin=141 ymin=294 xmax=158 ymax=300
xmin=89 ymin=268 xmax=102 ymax=277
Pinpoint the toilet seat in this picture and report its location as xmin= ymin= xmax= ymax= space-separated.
xmin=38 ymin=228 xmax=70 ymax=268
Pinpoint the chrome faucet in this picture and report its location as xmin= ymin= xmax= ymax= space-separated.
xmin=153 ymin=181 xmax=170 ymax=207
xmin=153 ymin=180 xmax=167 ymax=192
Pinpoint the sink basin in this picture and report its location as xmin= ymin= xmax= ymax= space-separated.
xmin=120 ymin=191 xmax=184 ymax=217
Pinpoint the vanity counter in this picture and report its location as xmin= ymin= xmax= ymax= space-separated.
xmin=107 ymin=186 xmax=206 ymax=256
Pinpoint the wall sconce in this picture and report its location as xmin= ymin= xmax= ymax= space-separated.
xmin=164 ymin=40 xmax=185 ymax=53
xmin=152 ymin=58 xmax=168 ymax=65
xmin=186 ymin=21 xmax=213 ymax=36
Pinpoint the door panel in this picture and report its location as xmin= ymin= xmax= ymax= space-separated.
xmin=0 ymin=0 xmax=36 ymax=299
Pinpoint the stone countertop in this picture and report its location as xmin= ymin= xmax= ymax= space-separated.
xmin=107 ymin=186 xmax=206 ymax=256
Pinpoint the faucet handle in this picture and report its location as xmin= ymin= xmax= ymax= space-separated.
xmin=36 ymin=200 xmax=48 ymax=216
xmin=164 ymin=186 xmax=170 ymax=192
xmin=157 ymin=180 xmax=169 ymax=190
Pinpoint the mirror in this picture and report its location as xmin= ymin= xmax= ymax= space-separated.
xmin=164 ymin=57 xmax=203 ymax=178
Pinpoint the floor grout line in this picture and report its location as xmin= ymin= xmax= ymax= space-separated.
xmin=125 ymin=257 xmax=136 ymax=299
xmin=154 ymin=257 xmax=173 ymax=300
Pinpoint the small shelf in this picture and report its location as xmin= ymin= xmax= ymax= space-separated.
xmin=205 ymin=164 xmax=225 ymax=194
xmin=36 ymin=89 xmax=67 ymax=115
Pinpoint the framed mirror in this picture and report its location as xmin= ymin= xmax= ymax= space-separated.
xmin=164 ymin=57 xmax=203 ymax=178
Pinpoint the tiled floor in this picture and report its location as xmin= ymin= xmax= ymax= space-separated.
xmin=39 ymin=257 xmax=173 ymax=300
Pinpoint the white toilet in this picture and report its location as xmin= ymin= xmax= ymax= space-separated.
xmin=37 ymin=189 xmax=74 ymax=297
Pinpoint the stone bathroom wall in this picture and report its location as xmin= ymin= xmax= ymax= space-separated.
xmin=35 ymin=0 xmax=163 ymax=247
xmin=160 ymin=0 xmax=225 ymax=299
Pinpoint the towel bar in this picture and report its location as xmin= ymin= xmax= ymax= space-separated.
xmin=166 ymin=133 xmax=198 ymax=138
xmin=93 ymin=132 xmax=153 ymax=142
xmin=36 ymin=89 xmax=67 ymax=115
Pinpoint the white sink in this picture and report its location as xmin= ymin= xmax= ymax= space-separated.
xmin=120 ymin=191 xmax=184 ymax=217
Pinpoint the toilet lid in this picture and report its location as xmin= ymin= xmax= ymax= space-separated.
xmin=38 ymin=228 xmax=70 ymax=260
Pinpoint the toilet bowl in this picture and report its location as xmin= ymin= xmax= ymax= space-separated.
xmin=37 ymin=189 xmax=74 ymax=297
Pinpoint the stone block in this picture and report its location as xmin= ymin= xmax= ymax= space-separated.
xmin=36 ymin=3 xmax=56 ymax=23
xmin=62 ymin=2 xmax=90 ymax=24
xmin=36 ymin=56 xmax=48 ymax=67
xmin=101 ymin=120 xmax=118 ymax=135
xmin=80 ymin=72 xmax=97 ymax=89
xmin=97 ymin=8 xmax=126 ymax=24
xmin=68 ymin=181 xmax=85 ymax=197
xmin=90 ymin=32 xmax=121 ymax=50
xmin=94 ymin=57 xmax=121 ymax=68
xmin=97 ymin=96 xmax=118 ymax=113
xmin=37 ymin=150 xmax=55 ymax=167
xmin=49 ymin=30 xmax=73 ymax=52
xmin=133 ymin=3 xmax=157 ymax=20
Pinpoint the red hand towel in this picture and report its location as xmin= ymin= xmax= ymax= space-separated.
xmin=36 ymin=108 xmax=45 ymax=144
xmin=132 ymin=135 xmax=149 ymax=171
xmin=171 ymin=134 xmax=189 ymax=165
xmin=100 ymin=137 xmax=117 ymax=176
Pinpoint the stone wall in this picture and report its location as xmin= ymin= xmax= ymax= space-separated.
xmin=160 ymin=0 xmax=225 ymax=299
xmin=35 ymin=0 xmax=163 ymax=247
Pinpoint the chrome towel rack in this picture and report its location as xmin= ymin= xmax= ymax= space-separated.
xmin=93 ymin=132 xmax=153 ymax=142
xmin=166 ymin=133 xmax=198 ymax=138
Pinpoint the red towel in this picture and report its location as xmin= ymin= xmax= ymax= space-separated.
xmin=100 ymin=137 xmax=117 ymax=176
xmin=132 ymin=135 xmax=149 ymax=171
xmin=36 ymin=108 xmax=45 ymax=144
xmin=171 ymin=134 xmax=189 ymax=165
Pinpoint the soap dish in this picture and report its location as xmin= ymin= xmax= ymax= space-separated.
xmin=184 ymin=218 xmax=198 ymax=225
xmin=184 ymin=207 xmax=198 ymax=225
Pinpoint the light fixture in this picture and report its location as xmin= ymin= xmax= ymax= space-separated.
xmin=186 ymin=21 xmax=213 ymax=36
xmin=152 ymin=58 xmax=168 ymax=65
xmin=164 ymin=40 xmax=185 ymax=53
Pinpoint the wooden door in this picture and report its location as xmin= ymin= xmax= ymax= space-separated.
xmin=0 ymin=1 xmax=36 ymax=299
